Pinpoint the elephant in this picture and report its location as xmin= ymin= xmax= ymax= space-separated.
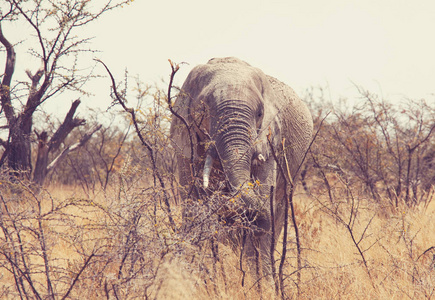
xmin=170 ymin=57 xmax=313 ymax=280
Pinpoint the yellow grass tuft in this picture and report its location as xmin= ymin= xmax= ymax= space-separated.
xmin=0 ymin=181 xmax=433 ymax=299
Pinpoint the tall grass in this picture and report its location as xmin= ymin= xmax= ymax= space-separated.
xmin=1 ymin=170 xmax=433 ymax=299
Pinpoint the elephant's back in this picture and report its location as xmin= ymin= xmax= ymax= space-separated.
xmin=266 ymin=76 xmax=299 ymax=106
xmin=266 ymin=75 xmax=311 ymax=127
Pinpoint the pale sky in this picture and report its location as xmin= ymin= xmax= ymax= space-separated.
xmin=3 ymin=0 xmax=435 ymax=116
xmin=93 ymin=0 xmax=435 ymax=104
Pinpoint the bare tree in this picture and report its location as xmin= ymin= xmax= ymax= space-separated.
xmin=0 ymin=0 xmax=130 ymax=186
xmin=303 ymin=86 xmax=435 ymax=208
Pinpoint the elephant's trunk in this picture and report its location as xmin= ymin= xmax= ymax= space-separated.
xmin=212 ymin=101 xmax=254 ymax=189
xmin=207 ymin=100 xmax=270 ymax=234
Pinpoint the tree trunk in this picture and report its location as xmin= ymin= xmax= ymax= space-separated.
xmin=1 ymin=23 xmax=34 ymax=180
xmin=8 ymin=120 xmax=33 ymax=180
xmin=32 ymin=100 xmax=99 ymax=188
xmin=33 ymin=132 xmax=49 ymax=186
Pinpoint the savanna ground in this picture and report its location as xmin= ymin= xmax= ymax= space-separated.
xmin=1 ymin=167 xmax=434 ymax=299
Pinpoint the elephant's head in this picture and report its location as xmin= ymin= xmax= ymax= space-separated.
xmin=196 ymin=58 xmax=281 ymax=234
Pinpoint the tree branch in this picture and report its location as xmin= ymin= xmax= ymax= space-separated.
xmin=61 ymin=253 xmax=96 ymax=300
xmin=46 ymin=124 xmax=102 ymax=174
xmin=0 ymin=2 xmax=15 ymax=22
xmin=0 ymin=22 xmax=16 ymax=123
xmin=12 ymin=0 xmax=47 ymax=64
xmin=95 ymin=58 xmax=176 ymax=231
xmin=48 ymin=99 xmax=85 ymax=152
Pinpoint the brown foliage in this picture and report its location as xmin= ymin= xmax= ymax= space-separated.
xmin=303 ymin=86 xmax=435 ymax=208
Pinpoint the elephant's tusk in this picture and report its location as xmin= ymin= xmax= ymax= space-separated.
xmin=253 ymin=153 xmax=266 ymax=166
xmin=203 ymin=154 xmax=213 ymax=188
xmin=257 ymin=154 xmax=266 ymax=162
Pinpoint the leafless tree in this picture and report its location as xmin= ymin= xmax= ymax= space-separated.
xmin=0 ymin=0 xmax=130 ymax=187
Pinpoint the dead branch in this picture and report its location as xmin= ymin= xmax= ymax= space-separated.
xmin=267 ymin=134 xmax=295 ymax=299
xmin=166 ymin=60 xmax=196 ymax=176
xmin=0 ymin=22 xmax=16 ymax=123
xmin=96 ymin=58 xmax=176 ymax=231
xmin=61 ymin=253 xmax=96 ymax=300
xmin=46 ymin=124 xmax=102 ymax=174
xmin=269 ymin=185 xmax=279 ymax=294
xmin=49 ymin=99 xmax=85 ymax=152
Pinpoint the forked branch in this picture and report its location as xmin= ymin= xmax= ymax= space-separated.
xmin=166 ymin=60 xmax=199 ymax=196
xmin=96 ymin=58 xmax=176 ymax=231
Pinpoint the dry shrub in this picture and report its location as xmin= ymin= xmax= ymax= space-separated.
xmin=1 ymin=150 xmax=434 ymax=299
xmin=303 ymin=86 xmax=435 ymax=208
xmin=0 ymin=167 xmax=272 ymax=299
xmin=291 ymin=181 xmax=435 ymax=299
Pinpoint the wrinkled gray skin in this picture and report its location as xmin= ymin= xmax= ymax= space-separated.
xmin=170 ymin=57 xmax=313 ymax=280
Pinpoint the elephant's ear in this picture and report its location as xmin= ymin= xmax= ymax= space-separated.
xmin=252 ymin=69 xmax=282 ymax=159
xmin=170 ymin=63 xmax=215 ymax=158
xmin=171 ymin=64 xmax=204 ymax=157
xmin=170 ymin=85 xmax=193 ymax=158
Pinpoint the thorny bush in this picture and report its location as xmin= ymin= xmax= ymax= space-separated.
xmin=303 ymin=86 xmax=435 ymax=208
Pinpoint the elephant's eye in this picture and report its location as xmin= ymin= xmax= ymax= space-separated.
xmin=257 ymin=107 xmax=263 ymax=118
xmin=256 ymin=109 xmax=263 ymax=129
xmin=256 ymin=103 xmax=264 ymax=119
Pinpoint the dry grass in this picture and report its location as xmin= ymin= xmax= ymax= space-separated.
xmin=293 ymin=188 xmax=435 ymax=299
xmin=0 ymin=178 xmax=434 ymax=299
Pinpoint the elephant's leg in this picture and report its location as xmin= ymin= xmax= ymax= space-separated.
xmin=177 ymin=156 xmax=192 ymax=200
xmin=242 ymin=232 xmax=275 ymax=286
xmin=242 ymin=234 xmax=261 ymax=276
xmin=259 ymin=233 xmax=277 ymax=288
xmin=177 ymin=156 xmax=198 ymax=232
